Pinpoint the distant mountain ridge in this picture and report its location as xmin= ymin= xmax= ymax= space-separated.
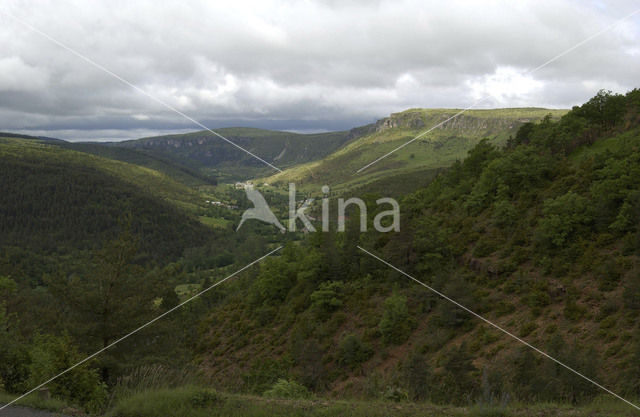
xmin=112 ymin=126 xmax=372 ymax=181
xmin=1 ymin=107 xmax=566 ymax=189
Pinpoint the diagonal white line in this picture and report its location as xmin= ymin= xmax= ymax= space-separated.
xmin=357 ymin=245 xmax=640 ymax=411
xmin=0 ymin=9 xmax=282 ymax=173
xmin=0 ymin=246 xmax=282 ymax=413
xmin=355 ymin=7 xmax=640 ymax=174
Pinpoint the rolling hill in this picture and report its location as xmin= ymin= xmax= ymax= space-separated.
xmin=55 ymin=142 xmax=218 ymax=187
xmin=0 ymin=136 xmax=212 ymax=264
xmin=262 ymin=108 xmax=567 ymax=193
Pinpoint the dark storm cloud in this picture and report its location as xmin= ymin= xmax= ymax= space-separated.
xmin=0 ymin=0 xmax=638 ymax=141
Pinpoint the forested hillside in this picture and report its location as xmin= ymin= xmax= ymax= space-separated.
xmin=55 ymin=142 xmax=218 ymax=187
xmin=195 ymin=89 xmax=640 ymax=405
xmin=0 ymin=138 xmax=215 ymax=276
xmin=0 ymin=137 xmax=260 ymax=414
xmin=1 ymin=90 xmax=639 ymax=417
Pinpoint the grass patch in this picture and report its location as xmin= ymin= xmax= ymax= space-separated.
xmin=175 ymin=284 xmax=201 ymax=300
xmin=106 ymin=387 xmax=640 ymax=417
xmin=108 ymin=386 xmax=222 ymax=417
xmin=199 ymin=216 xmax=232 ymax=229
xmin=0 ymin=390 xmax=68 ymax=413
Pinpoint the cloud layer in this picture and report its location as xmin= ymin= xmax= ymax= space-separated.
xmin=0 ymin=0 xmax=638 ymax=141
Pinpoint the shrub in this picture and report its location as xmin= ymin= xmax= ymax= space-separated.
xmin=337 ymin=334 xmax=373 ymax=370
xmin=491 ymin=200 xmax=518 ymax=228
xmin=242 ymin=358 xmax=288 ymax=395
xmin=379 ymin=293 xmax=411 ymax=345
xmin=27 ymin=334 xmax=107 ymax=413
xmin=310 ymin=281 xmax=344 ymax=319
xmin=473 ymin=236 xmax=499 ymax=257
xmin=382 ymin=385 xmax=408 ymax=402
xmin=564 ymin=297 xmax=586 ymax=321
xmin=0 ymin=341 xmax=30 ymax=393
xmin=519 ymin=322 xmax=538 ymax=337
xmin=263 ymin=379 xmax=310 ymax=399
xmin=250 ymin=258 xmax=297 ymax=305
xmin=527 ymin=289 xmax=551 ymax=309
xmin=0 ymin=276 xmax=29 ymax=393
xmin=623 ymin=273 xmax=640 ymax=311
xmin=596 ymin=258 xmax=622 ymax=291
xmin=537 ymin=191 xmax=592 ymax=248
xmin=189 ymin=389 xmax=222 ymax=408
xmin=402 ymin=351 xmax=429 ymax=401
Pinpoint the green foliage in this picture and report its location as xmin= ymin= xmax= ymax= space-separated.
xmin=402 ymin=351 xmax=429 ymax=401
xmin=337 ymin=334 xmax=373 ymax=370
xmin=509 ymin=336 xmax=600 ymax=404
xmin=250 ymin=250 xmax=302 ymax=306
xmin=187 ymin=89 xmax=640 ymax=407
xmin=0 ymin=139 xmax=211 ymax=261
xmin=564 ymin=297 xmax=586 ymax=321
xmin=573 ymin=90 xmax=627 ymax=130
xmin=0 ymin=276 xmax=29 ymax=393
xmin=27 ymin=333 xmax=107 ymax=412
xmin=467 ymin=147 xmax=555 ymax=212
xmin=432 ymin=343 xmax=479 ymax=405
xmin=263 ymin=379 xmax=311 ymax=399
xmin=290 ymin=337 xmax=326 ymax=390
xmin=310 ymin=281 xmax=344 ymax=318
xmin=109 ymin=365 xmax=201 ymax=403
xmin=468 ymin=406 xmax=508 ymax=417
xmin=160 ymin=287 xmax=180 ymax=310
xmin=46 ymin=226 xmax=160 ymax=374
xmin=382 ymin=385 xmax=408 ymax=402
xmin=537 ymin=192 xmax=592 ymax=248
xmin=5 ymin=90 xmax=640 ymax=411
xmin=264 ymin=108 xmax=564 ymax=191
xmin=434 ymin=275 xmax=477 ymax=328
xmin=491 ymin=199 xmax=518 ymax=228
xmin=0 ymin=275 xmax=16 ymax=297
xmin=379 ymin=293 xmax=411 ymax=345
xmin=0 ymin=339 xmax=30 ymax=394
xmin=623 ymin=273 xmax=640 ymax=311
xmin=242 ymin=358 xmax=289 ymax=395
xmin=109 ymin=386 xmax=223 ymax=417
xmin=189 ymin=389 xmax=223 ymax=408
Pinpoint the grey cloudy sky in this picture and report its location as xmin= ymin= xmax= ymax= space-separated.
xmin=0 ymin=0 xmax=638 ymax=141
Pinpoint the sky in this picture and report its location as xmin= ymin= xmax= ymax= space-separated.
xmin=0 ymin=0 xmax=638 ymax=141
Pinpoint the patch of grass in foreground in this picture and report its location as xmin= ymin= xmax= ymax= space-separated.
xmin=107 ymin=387 xmax=640 ymax=417
xmin=0 ymin=390 xmax=68 ymax=412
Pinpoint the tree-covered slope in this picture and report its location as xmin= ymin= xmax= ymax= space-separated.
xmin=194 ymin=90 xmax=640 ymax=406
xmin=0 ymin=137 xmax=211 ymax=264
xmin=55 ymin=142 xmax=218 ymax=187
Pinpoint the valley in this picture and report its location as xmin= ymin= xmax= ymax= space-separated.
xmin=1 ymin=90 xmax=640 ymax=416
